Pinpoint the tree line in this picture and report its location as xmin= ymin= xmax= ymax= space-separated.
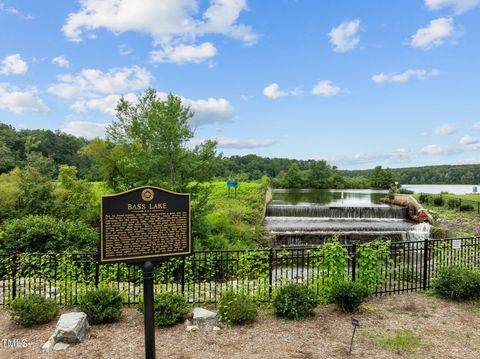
xmin=339 ymin=164 xmax=480 ymax=185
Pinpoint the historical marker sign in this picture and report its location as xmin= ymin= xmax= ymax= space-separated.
xmin=99 ymin=186 xmax=191 ymax=264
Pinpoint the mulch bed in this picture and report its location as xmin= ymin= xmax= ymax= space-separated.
xmin=0 ymin=292 xmax=479 ymax=358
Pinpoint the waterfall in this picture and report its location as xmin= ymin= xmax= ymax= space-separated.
xmin=266 ymin=205 xmax=407 ymax=219
xmin=265 ymin=202 xmax=420 ymax=245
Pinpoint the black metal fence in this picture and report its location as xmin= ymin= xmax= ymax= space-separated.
xmin=1 ymin=237 xmax=479 ymax=306
xmin=441 ymin=194 xmax=480 ymax=214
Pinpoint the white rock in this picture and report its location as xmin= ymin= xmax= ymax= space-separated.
xmin=42 ymin=336 xmax=55 ymax=352
xmin=192 ymin=308 xmax=217 ymax=323
xmin=53 ymin=342 xmax=70 ymax=351
xmin=213 ymin=326 xmax=221 ymax=331
xmin=53 ymin=312 xmax=89 ymax=344
xmin=184 ymin=319 xmax=192 ymax=326
xmin=186 ymin=325 xmax=199 ymax=332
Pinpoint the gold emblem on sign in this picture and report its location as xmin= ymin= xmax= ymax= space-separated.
xmin=141 ymin=188 xmax=154 ymax=201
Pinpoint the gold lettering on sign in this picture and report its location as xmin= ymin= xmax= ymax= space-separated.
xmin=104 ymin=211 xmax=188 ymax=258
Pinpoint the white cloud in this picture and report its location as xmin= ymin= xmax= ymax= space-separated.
xmin=118 ymin=44 xmax=132 ymax=56
xmin=421 ymin=144 xmax=454 ymax=155
xmin=216 ymin=137 xmax=276 ymax=148
xmin=328 ymin=19 xmax=361 ymax=53
xmin=71 ymin=91 xmax=235 ymax=126
xmin=0 ymin=83 xmax=49 ymax=114
xmin=48 ymin=66 xmax=152 ymax=99
xmin=459 ymin=134 xmax=478 ymax=145
xmin=328 ymin=148 xmax=415 ymax=166
xmin=372 ymin=69 xmax=440 ymax=83
xmin=52 ymin=56 xmax=70 ymax=68
xmin=62 ymin=0 xmax=257 ymax=63
xmin=434 ymin=124 xmax=456 ymax=136
xmin=425 ymin=0 xmax=480 ymax=14
xmin=71 ymin=93 xmax=138 ymax=114
xmin=263 ymin=83 xmax=288 ymax=99
xmin=183 ymin=96 xmax=235 ymax=126
xmin=61 ymin=119 xmax=108 ymax=139
xmin=192 ymin=136 xmax=276 ymax=149
xmin=150 ymin=42 xmax=217 ymax=64
xmin=330 ymin=141 xmax=480 ymax=167
xmin=0 ymin=2 xmax=33 ymax=19
xmin=0 ymin=54 xmax=28 ymax=75
xmin=411 ymin=17 xmax=456 ymax=49
xmin=311 ymin=80 xmax=342 ymax=96
xmin=474 ymin=122 xmax=480 ymax=130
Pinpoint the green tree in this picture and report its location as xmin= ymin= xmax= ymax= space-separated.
xmin=0 ymin=140 xmax=15 ymax=172
xmin=369 ymin=166 xmax=396 ymax=189
xmin=17 ymin=152 xmax=55 ymax=215
xmin=307 ymin=160 xmax=333 ymax=188
xmin=283 ymin=163 xmax=304 ymax=188
xmin=107 ymin=89 xmax=196 ymax=190
xmin=53 ymin=165 xmax=98 ymax=226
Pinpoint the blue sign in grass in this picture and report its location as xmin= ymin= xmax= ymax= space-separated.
xmin=227 ymin=181 xmax=238 ymax=188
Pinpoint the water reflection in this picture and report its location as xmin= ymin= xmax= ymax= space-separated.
xmin=273 ymin=189 xmax=388 ymax=207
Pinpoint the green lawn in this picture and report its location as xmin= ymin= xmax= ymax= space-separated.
xmin=201 ymin=181 xmax=268 ymax=249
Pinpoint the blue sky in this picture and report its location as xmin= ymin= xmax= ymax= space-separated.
xmin=1 ymin=0 xmax=480 ymax=169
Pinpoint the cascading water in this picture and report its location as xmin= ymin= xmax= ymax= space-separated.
xmin=265 ymin=189 xmax=429 ymax=245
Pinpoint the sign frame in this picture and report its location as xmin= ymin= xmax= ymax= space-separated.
xmin=99 ymin=186 xmax=192 ymax=264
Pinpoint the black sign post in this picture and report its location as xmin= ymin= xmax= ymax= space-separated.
xmin=143 ymin=261 xmax=155 ymax=359
xmin=99 ymin=186 xmax=191 ymax=359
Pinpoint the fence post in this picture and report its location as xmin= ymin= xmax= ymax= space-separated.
xmin=11 ymin=252 xmax=17 ymax=300
xmin=351 ymin=243 xmax=356 ymax=282
xmin=423 ymin=237 xmax=429 ymax=290
xmin=95 ymin=259 xmax=100 ymax=288
xmin=181 ymin=257 xmax=186 ymax=296
xmin=269 ymin=247 xmax=274 ymax=300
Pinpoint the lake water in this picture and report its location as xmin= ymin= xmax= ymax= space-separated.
xmin=272 ymin=188 xmax=388 ymax=207
xmin=402 ymin=184 xmax=480 ymax=195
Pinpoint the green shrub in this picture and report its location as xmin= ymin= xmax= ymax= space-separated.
xmin=138 ymin=292 xmax=189 ymax=326
xmin=433 ymin=196 xmax=444 ymax=206
xmin=432 ymin=266 xmax=480 ymax=301
xmin=9 ymin=294 xmax=59 ymax=327
xmin=79 ymin=287 xmax=123 ymax=324
xmin=447 ymin=198 xmax=458 ymax=209
xmin=0 ymin=215 xmax=98 ymax=252
xmin=272 ymin=283 xmax=320 ymax=320
xmin=218 ymin=291 xmax=257 ymax=325
xmin=459 ymin=204 xmax=474 ymax=212
xmin=331 ymin=281 xmax=371 ymax=313
xmin=397 ymin=188 xmax=414 ymax=195
xmin=418 ymin=193 xmax=431 ymax=204
xmin=429 ymin=226 xmax=449 ymax=239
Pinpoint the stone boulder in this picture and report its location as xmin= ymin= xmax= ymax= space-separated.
xmin=54 ymin=312 xmax=89 ymax=343
xmin=43 ymin=312 xmax=89 ymax=352
xmin=192 ymin=308 xmax=217 ymax=333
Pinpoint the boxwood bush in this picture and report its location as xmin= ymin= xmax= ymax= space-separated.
xmin=331 ymin=281 xmax=371 ymax=313
xmin=432 ymin=266 xmax=480 ymax=301
xmin=138 ymin=292 xmax=189 ymax=326
xmin=218 ymin=291 xmax=257 ymax=325
xmin=433 ymin=196 xmax=444 ymax=206
xmin=459 ymin=204 xmax=474 ymax=212
xmin=79 ymin=287 xmax=123 ymax=324
xmin=272 ymin=283 xmax=320 ymax=320
xmin=9 ymin=294 xmax=59 ymax=327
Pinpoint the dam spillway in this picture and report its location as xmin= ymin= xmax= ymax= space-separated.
xmin=265 ymin=189 xmax=428 ymax=245
xmin=266 ymin=204 xmax=408 ymax=219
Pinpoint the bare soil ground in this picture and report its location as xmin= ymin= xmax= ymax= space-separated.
xmin=0 ymin=292 xmax=479 ymax=359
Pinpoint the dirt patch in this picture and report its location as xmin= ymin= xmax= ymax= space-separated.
xmin=0 ymin=293 xmax=479 ymax=359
